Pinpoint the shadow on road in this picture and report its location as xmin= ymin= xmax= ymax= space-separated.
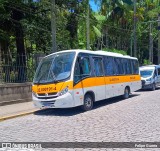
xmin=93 ymin=94 xmax=139 ymax=110
xmin=137 ymin=87 xmax=160 ymax=92
xmin=34 ymin=94 xmax=140 ymax=117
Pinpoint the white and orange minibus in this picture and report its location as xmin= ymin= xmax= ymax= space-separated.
xmin=32 ymin=49 xmax=141 ymax=111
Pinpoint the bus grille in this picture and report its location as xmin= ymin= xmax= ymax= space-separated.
xmin=38 ymin=92 xmax=57 ymax=96
xmin=40 ymin=100 xmax=56 ymax=107
xmin=37 ymin=92 xmax=58 ymax=99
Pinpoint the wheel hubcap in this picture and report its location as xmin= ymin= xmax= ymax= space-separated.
xmin=85 ymin=97 xmax=92 ymax=108
xmin=125 ymin=89 xmax=129 ymax=97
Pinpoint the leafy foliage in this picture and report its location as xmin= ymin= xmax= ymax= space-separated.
xmin=0 ymin=0 xmax=160 ymax=68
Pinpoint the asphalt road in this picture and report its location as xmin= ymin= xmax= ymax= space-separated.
xmin=1 ymin=88 xmax=160 ymax=151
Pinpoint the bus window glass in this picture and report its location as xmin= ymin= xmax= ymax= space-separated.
xmin=104 ymin=57 xmax=114 ymax=76
xmin=114 ymin=58 xmax=124 ymax=75
xmin=128 ymin=60 xmax=132 ymax=74
xmin=113 ymin=58 xmax=118 ymax=75
xmin=93 ymin=58 xmax=104 ymax=76
xmin=121 ymin=59 xmax=126 ymax=74
xmin=74 ymin=60 xmax=81 ymax=83
xmin=33 ymin=52 xmax=75 ymax=84
xmin=80 ymin=57 xmax=91 ymax=76
xmin=132 ymin=60 xmax=139 ymax=74
xmin=124 ymin=59 xmax=132 ymax=74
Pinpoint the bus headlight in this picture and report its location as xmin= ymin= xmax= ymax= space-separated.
xmin=58 ymin=86 xmax=68 ymax=96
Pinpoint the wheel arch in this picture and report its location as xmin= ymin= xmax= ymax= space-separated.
xmin=84 ymin=91 xmax=95 ymax=102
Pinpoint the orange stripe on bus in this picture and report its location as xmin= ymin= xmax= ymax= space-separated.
xmin=73 ymin=75 xmax=141 ymax=89
xmin=32 ymin=81 xmax=73 ymax=93
xmin=32 ymin=75 xmax=141 ymax=93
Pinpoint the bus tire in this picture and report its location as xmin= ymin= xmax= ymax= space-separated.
xmin=151 ymin=83 xmax=156 ymax=91
xmin=123 ymin=87 xmax=130 ymax=99
xmin=81 ymin=94 xmax=93 ymax=111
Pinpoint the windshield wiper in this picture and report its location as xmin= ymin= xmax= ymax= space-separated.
xmin=50 ymin=70 xmax=57 ymax=82
xmin=36 ymin=72 xmax=46 ymax=84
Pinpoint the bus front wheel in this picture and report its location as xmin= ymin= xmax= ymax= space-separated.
xmin=81 ymin=94 xmax=93 ymax=111
xmin=123 ymin=87 xmax=130 ymax=99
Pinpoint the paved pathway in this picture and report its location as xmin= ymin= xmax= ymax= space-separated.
xmin=1 ymin=89 xmax=160 ymax=151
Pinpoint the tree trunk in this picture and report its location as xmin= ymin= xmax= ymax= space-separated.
xmin=10 ymin=4 xmax=26 ymax=82
xmin=15 ymin=23 xmax=26 ymax=82
xmin=105 ymin=26 xmax=109 ymax=48
xmin=86 ymin=0 xmax=90 ymax=50
xmin=158 ymin=14 xmax=160 ymax=64
xmin=149 ymin=23 xmax=153 ymax=63
xmin=51 ymin=0 xmax=57 ymax=53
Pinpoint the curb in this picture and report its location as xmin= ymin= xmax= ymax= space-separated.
xmin=0 ymin=99 xmax=32 ymax=106
xmin=0 ymin=109 xmax=39 ymax=122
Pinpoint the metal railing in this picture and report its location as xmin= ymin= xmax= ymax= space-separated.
xmin=0 ymin=53 xmax=45 ymax=83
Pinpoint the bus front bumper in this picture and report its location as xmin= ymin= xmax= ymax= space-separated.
xmin=32 ymin=92 xmax=74 ymax=109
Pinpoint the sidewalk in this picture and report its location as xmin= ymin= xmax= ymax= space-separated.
xmin=0 ymin=101 xmax=39 ymax=121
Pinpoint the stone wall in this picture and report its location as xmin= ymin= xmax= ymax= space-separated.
xmin=0 ymin=83 xmax=32 ymax=106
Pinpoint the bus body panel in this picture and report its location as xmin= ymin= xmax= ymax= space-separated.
xmin=32 ymin=49 xmax=141 ymax=109
xmin=33 ymin=91 xmax=75 ymax=108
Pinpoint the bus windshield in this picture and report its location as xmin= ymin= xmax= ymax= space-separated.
xmin=33 ymin=52 xmax=75 ymax=84
xmin=140 ymin=70 xmax=153 ymax=78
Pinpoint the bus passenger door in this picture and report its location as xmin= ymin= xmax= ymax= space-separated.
xmin=92 ymin=57 xmax=106 ymax=101
xmin=73 ymin=58 xmax=84 ymax=106
xmin=73 ymin=55 xmax=92 ymax=106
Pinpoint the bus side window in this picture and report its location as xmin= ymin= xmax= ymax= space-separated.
xmin=121 ymin=59 xmax=126 ymax=74
xmin=80 ymin=57 xmax=91 ymax=76
xmin=113 ymin=58 xmax=118 ymax=75
xmin=114 ymin=58 xmax=124 ymax=75
xmin=132 ymin=60 xmax=139 ymax=74
xmin=104 ymin=57 xmax=114 ymax=76
xmin=74 ymin=60 xmax=81 ymax=84
xmin=93 ymin=57 xmax=104 ymax=76
xmin=124 ymin=59 xmax=132 ymax=75
xmin=135 ymin=60 xmax=139 ymax=74
xmin=119 ymin=58 xmax=124 ymax=74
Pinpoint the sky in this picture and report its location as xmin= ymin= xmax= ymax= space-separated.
xmin=89 ymin=0 xmax=99 ymax=12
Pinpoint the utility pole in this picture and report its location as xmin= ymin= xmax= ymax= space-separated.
xmin=51 ymin=0 xmax=57 ymax=53
xmin=149 ymin=22 xmax=153 ymax=63
xmin=86 ymin=0 xmax=90 ymax=50
xmin=158 ymin=14 xmax=160 ymax=64
xmin=133 ymin=0 xmax=137 ymax=57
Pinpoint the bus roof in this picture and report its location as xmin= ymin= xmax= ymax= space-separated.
xmin=47 ymin=49 xmax=137 ymax=60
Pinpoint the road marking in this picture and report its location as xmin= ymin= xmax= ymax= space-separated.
xmin=0 ymin=109 xmax=39 ymax=122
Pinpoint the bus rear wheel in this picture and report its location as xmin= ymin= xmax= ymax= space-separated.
xmin=123 ymin=87 xmax=130 ymax=99
xmin=81 ymin=94 xmax=93 ymax=111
